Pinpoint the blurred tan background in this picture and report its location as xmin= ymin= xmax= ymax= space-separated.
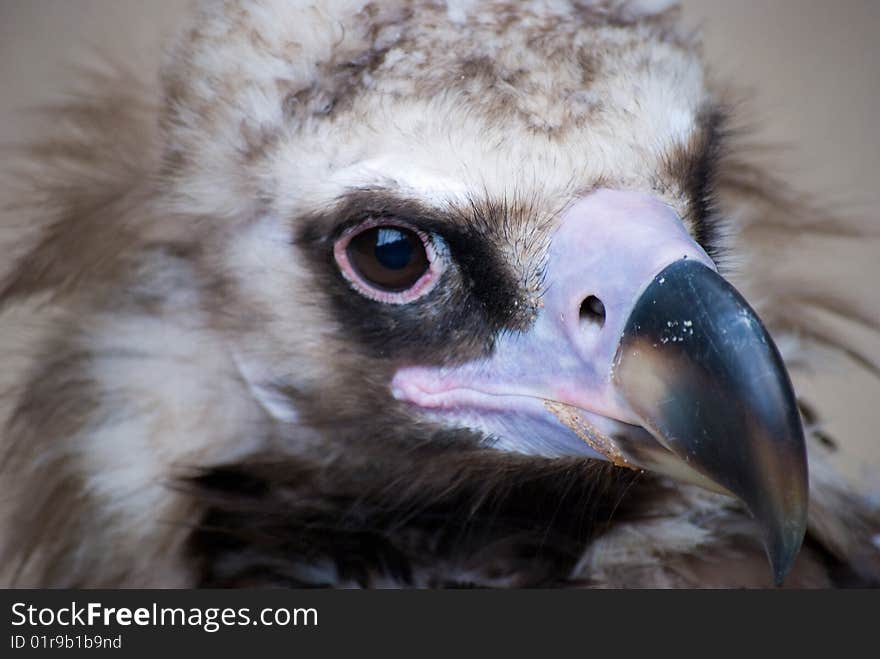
xmin=0 ymin=1 xmax=878 ymax=492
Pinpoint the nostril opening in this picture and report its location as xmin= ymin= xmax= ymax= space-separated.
xmin=579 ymin=295 xmax=606 ymax=329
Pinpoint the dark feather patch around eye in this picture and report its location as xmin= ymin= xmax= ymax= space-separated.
xmin=664 ymin=105 xmax=729 ymax=261
xmin=294 ymin=191 xmax=531 ymax=366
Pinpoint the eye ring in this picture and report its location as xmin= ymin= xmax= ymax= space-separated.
xmin=333 ymin=219 xmax=442 ymax=304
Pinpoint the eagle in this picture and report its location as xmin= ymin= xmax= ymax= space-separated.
xmin=0 ymin=0 xmax=878 ymax=588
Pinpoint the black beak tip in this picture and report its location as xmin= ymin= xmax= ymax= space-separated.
xmin=766 ymin=505 xmax=809 ymax=587
xmin=615 ymin=259 xmax=810 ymax=586
xmin=770 ymin=538 xmax=799 ymax=587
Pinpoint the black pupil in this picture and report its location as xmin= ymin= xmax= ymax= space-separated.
xmin=374 ymin=228 xmax=412 ymax=270
xmin=346 ymin=225 xmax=430 ymax=293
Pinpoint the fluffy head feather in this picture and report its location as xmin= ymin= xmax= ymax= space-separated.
xmin=1 ymin=0 xmax=878 ymax=587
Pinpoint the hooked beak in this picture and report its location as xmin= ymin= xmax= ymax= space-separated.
xmin=612 ymin=259 xmax=808 ymax=585
xmin=391 ymin=189 xmax=809 ymax=584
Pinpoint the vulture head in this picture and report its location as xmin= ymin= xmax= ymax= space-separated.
xmin=0 ymin=0 xmax=877 ymax=588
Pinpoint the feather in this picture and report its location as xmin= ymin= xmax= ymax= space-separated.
xmin=1 ymin=0 xmax=877 ymax=588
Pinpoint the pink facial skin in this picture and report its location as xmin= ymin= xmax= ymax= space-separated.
xmin=334 ymin=218 xmax=443 ymax=305
xmin=391 ymin=188 xmax=716 ymax=458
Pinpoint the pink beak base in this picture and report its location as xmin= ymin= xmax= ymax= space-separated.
xmin=391 ymin=188 xmax=809 ymax=584
xmin=391 ymin=189 xmax=715 ymax=457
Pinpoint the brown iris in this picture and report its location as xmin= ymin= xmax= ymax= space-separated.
xmin=346 ymin=225 xmax=430 ymax=292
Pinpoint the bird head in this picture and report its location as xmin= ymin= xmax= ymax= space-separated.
xmin=160 ymin=0 xmax=807 ymax=583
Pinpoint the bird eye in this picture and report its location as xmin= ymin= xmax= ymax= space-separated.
xmin=334 ymin=221 xmax=440 ymax=303
xmin=348 ymin=226 xmax=428 ymax=291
